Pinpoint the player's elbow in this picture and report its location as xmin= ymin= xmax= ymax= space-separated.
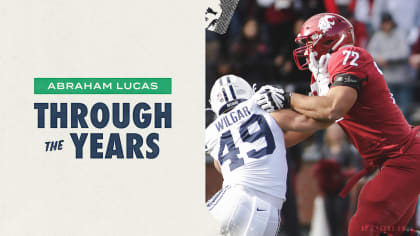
xmin=326 ymin=106 xmax=344 ymax=121
xmin=291 ymin=116 xmax=319 ymax=133
xmin=289 ymin=116 xmax=312 ymax=132
xmin=324 ymin=86 xmax=357 ymax=121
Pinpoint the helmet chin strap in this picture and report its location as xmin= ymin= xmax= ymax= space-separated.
xmin=331 ymin=34 xmax=346 ymax=52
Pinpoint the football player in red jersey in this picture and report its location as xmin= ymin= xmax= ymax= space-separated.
xmin=256 ymin=13 xmax=420 ymax=236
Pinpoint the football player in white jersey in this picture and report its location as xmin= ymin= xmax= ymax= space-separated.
xmin=206 ymin=74 xmax=329 ymax=236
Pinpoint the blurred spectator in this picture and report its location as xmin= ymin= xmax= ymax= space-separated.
xmin=256 ymin=0 xmax=297 ymax=54
xmin=231 ymin=18 xmax=272 ymax=85
xmin=313 ymin=159 xmax=349 ymax=236
xmin=322 ymin=124 xmax=362 ymax=170
xmin=371 ymin=0 xmax=420 ymax=44
xmin=367 ymin=13 xmax=412 ymax=118
xmin=409 ymin=33 xmax=420 ymax=123
xmin=272 ymin=53 xmax=294 ymax=81
xmin=353 ymin=0 xmax=374 ymax=25
xmin=294 ymin=0 xmax=326 ymax=19
xmin=410 ymin=34 xmax=420 ymax=72
xmin=334 ymin=0 xmax=351 ymax=14
xmin=234 ymin=0 xmax=268 ymax=30
xmin=312 ymin=124 xmax=361 ymax=236
xmin=281 ymin=145 xmax=303 ymax=236
xmin=272 ymin=18 xmax=312 ymax=90
xmin=257 ymin=0 xmax=293 ymax=9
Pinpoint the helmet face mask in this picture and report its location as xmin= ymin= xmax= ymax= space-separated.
xmin=293 ymin=13 xmax=355 ymax=71
xmin=293 ymin=38 xmax=315 ymax=70
xmin=210 ymin=74 xmax=253 ymax=116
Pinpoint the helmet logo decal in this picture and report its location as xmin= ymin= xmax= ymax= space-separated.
xmin=318 ymin=15 xmax=335 ymax=33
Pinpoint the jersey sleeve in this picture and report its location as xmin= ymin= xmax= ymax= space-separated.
xmin=328 ymin=48 xmax=369 ymax=91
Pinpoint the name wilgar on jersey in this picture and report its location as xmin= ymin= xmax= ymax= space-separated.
xmin=34 ymin=102 xmax=171 ymax=159
xmin=215 ymin=106 xmax=251 ymax=132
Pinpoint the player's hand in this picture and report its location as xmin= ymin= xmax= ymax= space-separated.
xmin=309 ymin=80 xmax=319 ymax=96
xmin=316 ymin=75 xmax=330 ymax=96
xmin=253 ymin=85 xmax=291 ymax=112
xmin=309 ymin=53 xmax=331 ymax=96
xmin=309 ymin=52 xmax=330 ymax=77
xmin=308 ymin=51 xmax=319 ymax=76
xmin=316 ymin=54 xmax=330 ymax=96
xmin=318 ymin=53 xmax=330 ymax=74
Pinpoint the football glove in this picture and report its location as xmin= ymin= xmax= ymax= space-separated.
xmin=253 ymin=85 xmax=291 ymax=112
xmin=309 ymin=52 xmax=331 ymax=96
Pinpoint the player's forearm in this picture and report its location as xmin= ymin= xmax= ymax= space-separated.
xmin=284 ymin=131 xmax=313 ymax=148
xmin=290 ymin=93 xmax=337 ymax=121
xmin=287 ymin=113 xmax=331 ymax=133
xmin=271 ymin=109 xmax=331 ymax=133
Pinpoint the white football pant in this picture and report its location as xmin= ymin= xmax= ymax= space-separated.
xmin=207 ymin=185 xmax=283 ymax=236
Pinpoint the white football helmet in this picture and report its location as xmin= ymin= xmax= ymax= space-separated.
xmin=210 ymin=74 xmax=254 ymax=116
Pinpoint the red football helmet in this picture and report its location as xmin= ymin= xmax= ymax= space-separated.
xmin=293 ymin=13 xmax=355 ymax=70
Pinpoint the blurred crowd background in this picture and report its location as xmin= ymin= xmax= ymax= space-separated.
xmin=205 ymin=0 xmax=420 ymax=235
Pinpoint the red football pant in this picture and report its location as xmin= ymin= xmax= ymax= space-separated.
xmin=349 ymin=137 xmax=420 ymax=236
